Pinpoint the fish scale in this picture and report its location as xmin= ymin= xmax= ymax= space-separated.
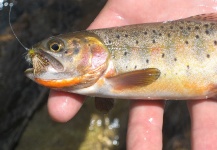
xmin=25 ymin=13 xmax=217 ymax=100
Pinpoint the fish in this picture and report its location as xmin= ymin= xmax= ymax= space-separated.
xmin=25 ymin=13 xmax=217 ymax=100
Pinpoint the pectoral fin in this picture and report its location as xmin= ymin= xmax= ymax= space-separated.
xmin=95 ymin=97 xmax=114 ymax=114
xmin=107 ymin=68 xmax=160 ymax=90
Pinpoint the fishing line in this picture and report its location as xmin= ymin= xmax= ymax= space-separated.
xmin=9 ymin=2 xmax=29 ymax=51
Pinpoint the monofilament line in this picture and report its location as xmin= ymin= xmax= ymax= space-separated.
xmin=9 ymin=3 xmax=29 ymax=51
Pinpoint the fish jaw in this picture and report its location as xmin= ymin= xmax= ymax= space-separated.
xmin=25 ymin=68 xmax=35 ymax=81
xmin=25 ymin=62 xmax=108 ymax=89
xmin=25 ymin=48 xmax=67 ymax=80
xmin=25 ymin=67 xmax=83 ymax=88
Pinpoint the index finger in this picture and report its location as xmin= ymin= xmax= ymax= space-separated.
xmin=48 ymin=90 xmax=84 ymax=122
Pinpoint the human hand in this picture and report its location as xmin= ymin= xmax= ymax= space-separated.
xmin=48 ymin=0 xmax=217 ymax=149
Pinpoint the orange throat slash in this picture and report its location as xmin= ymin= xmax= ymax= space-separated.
xmin=35 ymin=76 xmax=83 ymax=88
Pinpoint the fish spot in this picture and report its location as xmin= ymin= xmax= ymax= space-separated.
xmin=64 ymin=50 xmax=68 ymax=54
xmin=179 ymin=26 xmax=184 ymax=30
xmin=167 ymin=33 xmax=171 ymax=37
xmin=134 ymin=65 xmax=137 ymax=69
xmin=195 ymin=35 xmax=199 ymax=39
xmin=195 ymin=26 xmax=200 ymax=30
xmin=152 ymin=39 xmax=156 ymax=43
xmin=204 ymin=24 xmax=209 ymax=28
xmin=108 ymin=40 xmax=111 ymax=44
xmin=72 ymin=40 xmax=78 ymax=45
xmin=144 ymin=31 xmax=148 ymax=35
xmin=160 ymin=26 xmax=164 ymax=28
xmin=126 ymin=66 xmax=128 ymax=69
xmin=205 ymin=30 xmax=209 ymax=35
xmin=174 ymin=58 xmax=177 ymax=61
xmin=125 ymin=34 xmax=128 ymax=37
xmin=170 ymin=26 xmax=173 ymax=29
xmin=187 ymin=65 xmax=190 ymax=69
xmin=124 ymin=52 xmax=128 ymax=56
xmin=187 ymin=27 xmax=191 ymax=30
xmin=159 ymin=33 xmax=162 ymax=36
xmin=162 ymin=53 xmax=165 ymax=58
xmin=207 ymin=54 xmax=210 ymax=58
xmin=116 ymin=35 xmax=120 ymax=39
xmin=146 ymin=59 xmax=149 ymax=63
xmin=214 ymin=40 xmax=217 ymax=45
xmin=136 ymin=40 xmax=139 ymax=44
xmin=153 ymin=30 xmax=156 ymax=33
xmin=185 ymin=41 xmax=189 ymax=44
xmin=74 ymin=48 xmax=80 ymax=54
xmin=83 ymin=38 xmax=88 ymax=43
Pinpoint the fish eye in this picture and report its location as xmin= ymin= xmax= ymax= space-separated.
xmin=50 ymin=43 xmax=60 ymax=51
xmin=47 ymin=38 xmax=65 ymax=52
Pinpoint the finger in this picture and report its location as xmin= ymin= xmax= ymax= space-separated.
xmin=188 ymin=100 xmax=217 ymax=150
xmin=48 ymin=90 xmax=85 ymax=122
xmin=127 ymin=100 xmax=164 ymax=150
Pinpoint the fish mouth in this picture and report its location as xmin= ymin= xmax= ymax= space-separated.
xmin=25 ymin=49 xmax=65 ymax=80
xmin=25 ymin=68 xmax=35 ymax=81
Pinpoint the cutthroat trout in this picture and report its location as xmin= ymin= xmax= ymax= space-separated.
xmin=25 ymin=14 xmax=217 ymax=100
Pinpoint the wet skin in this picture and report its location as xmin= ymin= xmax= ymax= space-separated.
xmin=48 ymin=0 xmax=217 ymax=149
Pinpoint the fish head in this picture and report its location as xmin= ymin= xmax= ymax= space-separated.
xmin=25 ymin=32 xmax=110 ymax=90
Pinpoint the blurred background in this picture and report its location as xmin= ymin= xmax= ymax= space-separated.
xmin=0 ymin=0 xmax=191 ymax=149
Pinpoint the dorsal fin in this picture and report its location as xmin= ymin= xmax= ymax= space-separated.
xmin=185 ymin=13 xmax=217 ymax=22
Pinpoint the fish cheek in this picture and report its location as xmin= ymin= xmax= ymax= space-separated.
xmin=74 ymin=45 xmax=92 ymax=73
xmin=90 ymin=44 xmax=109 ymax=69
